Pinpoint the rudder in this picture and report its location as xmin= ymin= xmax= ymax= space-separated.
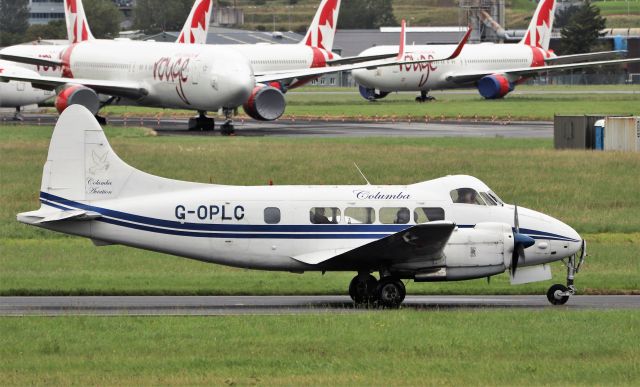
xmin=519 ymin=0 xmax=556 ymax=50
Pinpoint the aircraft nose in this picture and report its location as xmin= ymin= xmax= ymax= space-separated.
xmin=218 ymin=62 xmax=254 ymax=108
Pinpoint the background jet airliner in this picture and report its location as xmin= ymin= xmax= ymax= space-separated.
xmin=0 ymin=0 xmax=468 ymax=133
xmin=19 ymin=105 xmax=586 ymax=308
xmin=0 ymin=61 xmax=53 ymax=120
xmin=354 ymin=0 xmax=639 ymax=102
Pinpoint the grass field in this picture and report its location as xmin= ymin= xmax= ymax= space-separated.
xmin=1 ymin=311 xmax=639 ymax=385
xmin=1 ymin=124 xmax=639 ymax=295
xmin=38 ymin=86 xmax=640 ymax=122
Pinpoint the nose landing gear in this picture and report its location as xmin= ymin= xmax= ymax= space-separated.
xmin=348 ymin=272 xmax=406 ymax=309
xmin=546 ymin=240 xmax=586 ymax=305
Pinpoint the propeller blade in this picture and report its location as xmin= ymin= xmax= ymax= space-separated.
xmin=511 ymin=243 xmax=525 ymax=276
xmin=514 ymin=204 xmax=520 ymax=234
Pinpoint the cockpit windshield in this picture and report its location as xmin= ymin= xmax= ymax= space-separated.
xmin=487 ymin=190 xmax=504 ymax=206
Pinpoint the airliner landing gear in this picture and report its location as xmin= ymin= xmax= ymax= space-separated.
xmin=188 ymin=111 xmax=214 ymax=131
xmin=348 ymin=273 xmax=378 ymax=306
xmin=415 ymin=90 xmax=435 ymax=103
xmin=547 ymin=241 xmax=586 ymax=305
xmin=95 ymin=96 xmax=118 ymax=125
xmin=12 ymin=107 xmax=23 ymax=121
xmin=220 ymin=108 xmax=235 ymax=136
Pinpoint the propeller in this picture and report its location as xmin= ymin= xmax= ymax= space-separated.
xmin=511 ymin=204 xmax=535 ymax=276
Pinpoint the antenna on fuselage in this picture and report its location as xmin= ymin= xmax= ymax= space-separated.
xmin=353 ymin=163 xmax=371 ymax=185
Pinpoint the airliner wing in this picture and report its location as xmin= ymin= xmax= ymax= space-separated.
xmin=446 ymin=57 xmax=640 ymax=85
xmin=292 ymin=221 xmax=456 ymax=266
xmin=0 ymin=73 xmax=148 ymax=99
xmin=544 ymin=50 xmax=627 ymax=65
xmin=326 ymin=53 xmax=398 ymax=66
xmin=0 ymin=53 xmax=63 ymax=67
xmin=255 ymin=27 xmax=471 ymax=83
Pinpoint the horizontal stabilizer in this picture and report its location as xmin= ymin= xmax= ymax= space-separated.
xmin=17 ymin=208 xmax=101 ymax=225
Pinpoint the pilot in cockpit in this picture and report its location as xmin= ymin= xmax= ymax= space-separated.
xmin=453 ymin=188 xmax=480 ymax=204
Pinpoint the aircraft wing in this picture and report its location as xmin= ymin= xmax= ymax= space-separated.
xmin=0 ymin=73 xmax=148 ymax=99
xmin=544 ymin=50 xmax=627 ymax=65
xmin=255 ymin=26 xmax=471 ymax=83
xmin=326 ymin=53 xmax=398 ymax=66
xmin=292 ymin=221 xmax=456 ymax=266
xmin=446 ymin=57 xmax=640 ymax=85
xmin=0 ymin=53 xmax=63 ymax=67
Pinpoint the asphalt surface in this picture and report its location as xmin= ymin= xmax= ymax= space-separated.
xmin=3 ymin=113 xmax=552 ymax=138
xmin=1 ymin=295 xmax=638 ymax=316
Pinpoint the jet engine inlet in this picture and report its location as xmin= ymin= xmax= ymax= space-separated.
xmin=242 ymin=85 xmax=286 ymax=121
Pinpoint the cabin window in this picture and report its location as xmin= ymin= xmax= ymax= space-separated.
xmin=450 ymin=188 xmax=486 ymax=205
xmin=345 ymin=207 xmax=375 ymax=224
xmin=379 ymin=207 xmax=410 ymax=224
xmin=310 ymin=207 xmax=341 ymax=224
xmin=264 ymin=207 xmax=281 ymax=224
xmin=414 ymin=207 xmax=445 ymax=223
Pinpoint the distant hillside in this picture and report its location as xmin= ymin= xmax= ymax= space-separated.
xmin=230 ymin=0 xmax=639 ymax=32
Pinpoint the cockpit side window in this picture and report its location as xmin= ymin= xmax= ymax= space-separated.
xmin=488 ymin=191 xmax=504 ymax=205
xmin=450 ymin=188 xmax=486 ymax=205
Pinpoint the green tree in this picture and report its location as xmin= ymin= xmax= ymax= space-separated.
xmin=338 ymin=0 xmax=397 ymax=29
xmin=24 ymin=20 xmax=67 ymax=42
xmin=0 ymin=0 xmax=29 ymax=46
xmin=133 ymin=0 xmax=194 ymax=34
xmin=84 ymin=0 xmax=122 ymax=38
xmin=560 ymin=0 xmax=607 ymax=55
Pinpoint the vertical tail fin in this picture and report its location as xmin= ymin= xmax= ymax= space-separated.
xmin=64 ymin=0 xmax=95 ymax=43
xmin=301 ymin=0 xmax=341 ymax=52
xmin=396 ymin=19 xmax=406 ymax=60
xmin=519 ymin=0 xmax=556 ymax=50
xmin=177 ymin=0 xmax=213 ymax=44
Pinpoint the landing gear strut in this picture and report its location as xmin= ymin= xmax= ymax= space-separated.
xmin=547 ymin=240 xmax=586 ymax=305
xmin=95 ymin=96 xmax=118 ymax=125
xmin=188 ymin=110 xmax=214 ymax=131
xmin=348 ymin=272 xmax=406 ymax=308
xmin=220 ymin=107 xmax=235 ymax=136
xmin=12 ymin=107 xmax=23 ymax=121
xmin=415 ymin=90 xmax=435 ymax=103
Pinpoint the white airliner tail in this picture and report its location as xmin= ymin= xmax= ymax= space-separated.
xmin=64 ymin=0 xmax=95 ymax=43
xmin=301 ymin=0 xmax=341 ymax=52
xmin=519 ymin=0 xmax=556 ymax=50
xmin=177 ymin=0 xmax=214 ymax=44
xmin=37 ymin=105 xmax=197 ymax=204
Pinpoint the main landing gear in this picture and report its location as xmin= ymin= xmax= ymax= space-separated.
xmin=188 ymin=110 xmax=215 ymax=131
xmin=415 ymin=90 xmax=435 ymax=103
xmin=348 ymin=272 xmax=406 ymax=308
xmin=12 ymin=107 xmax=24 ymax=121
xmin=219 ymin=107 xmax=235 ymax=136
xmin=546 ymin=241 xmax=586 ymax=305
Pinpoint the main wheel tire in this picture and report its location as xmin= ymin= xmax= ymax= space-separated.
xmin=547 ymin=284 xmax=570 ymax=305
xmin=348 ymin=274 xmax=378 ymax=306
xmin=376 ymin=278 xmax=406 ymax=309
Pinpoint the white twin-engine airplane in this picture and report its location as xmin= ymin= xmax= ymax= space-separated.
xmin=19 ymin=105 xmax=586 ymax=308
xmin=354 ymin=0 xmax=640 ymax=102
xmin=0 ymin=0 xmax=467 ymax=133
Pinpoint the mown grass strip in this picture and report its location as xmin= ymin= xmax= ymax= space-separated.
xmin=1 ymin=311 xmax=638 ymax=385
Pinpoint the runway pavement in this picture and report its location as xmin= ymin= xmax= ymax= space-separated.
xmin=1 ymin=295 xmax=638 ymax=316
xmin=4 ymin=113 xmax=552 ymax=138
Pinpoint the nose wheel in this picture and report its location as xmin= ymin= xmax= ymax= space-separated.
xmin=348 ymin=273 xmax=406 ymax=308
xmin=546 ymin=240 xmax=586 ymax=305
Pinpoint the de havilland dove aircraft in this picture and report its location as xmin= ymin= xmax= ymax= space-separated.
xmin=0 ymin=61 xmax=53 ymax=120
xmin=0 ymin=0 xmax=469 ymax=133
xmin=354 ymin=0 xmax=640 ymax=102
xmin=19 ymin=105 xmax=586 ymax=308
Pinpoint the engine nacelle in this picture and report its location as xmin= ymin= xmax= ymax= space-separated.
xmin=477 ymin=74 xmax=515 ymax=99
xmin=358 ymin=85 xmax=390 ymax=101
xmin=55 ymin=84 xmax=100 ymax=115
xmin=242 ymin=85 xmax=286 ymax=121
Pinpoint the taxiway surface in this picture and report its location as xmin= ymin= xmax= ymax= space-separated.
xmin=5 ymin=114 xmax=552 ymax=138
xmin=1 ymin=295 xmax=637 ymax=316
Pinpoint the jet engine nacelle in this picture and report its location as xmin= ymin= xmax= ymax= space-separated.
xmin=477 ymin=74 xmax=515 ymax=99
xmin=242 ymin=85 xmax=286 ymax=121
xmin=55 ymin=84 xmax=100 ymax=115
xmin=358 ymin=85 xmax=390 ymax=101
